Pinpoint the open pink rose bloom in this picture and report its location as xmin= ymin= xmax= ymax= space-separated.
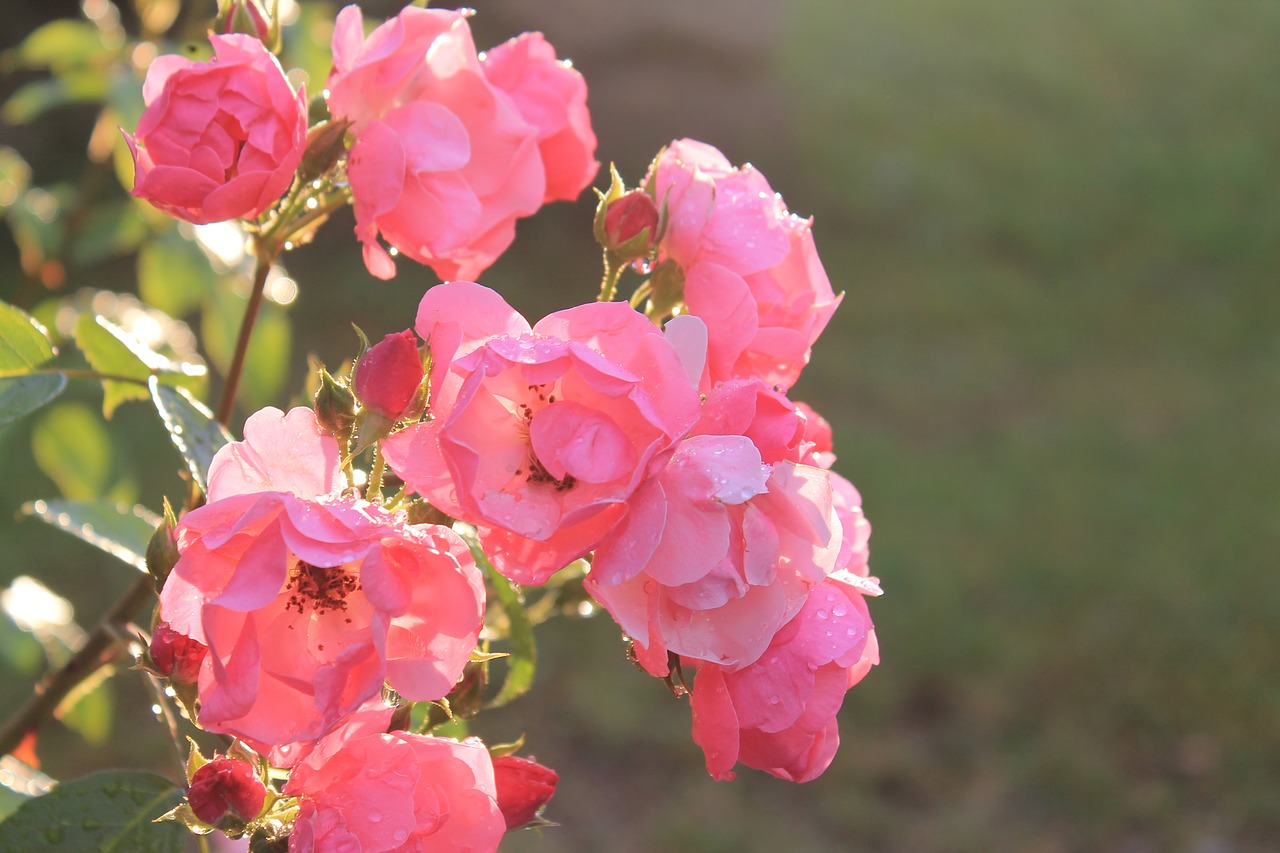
xmin=285 ymin=703 xmax=507 ymax=853
xmin=650 ymin=139 xmax=843 ymax=390
xmin=326 ymin=5 xmax=597 ymax=281
xmin=157 ymin=407 xmax=485 ymax=756
xmin=126 ymin=33 xmax=307 ymax=224
xmin=383 ymin=281 xmax=701 ymax=584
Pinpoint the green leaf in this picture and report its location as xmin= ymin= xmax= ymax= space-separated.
xmin=454 ymin=524 xmax=537 ymax=709
xmin=0 ymin=301 xmax=55 ymax=374
xmin=0 ymin=770 xmax=185 ymax=853
xmin=149 ymin=379 xmax=232 ymax=495
xmin=1 ymin=76 xmax=107 ymax=125
xmin=22 ymin=499 xmax=160 ymax=573
xmin=0 ymin=146 xmax=32 ymax=207
xmin=69 ymin=201 xmax=149 ymax=266
xmin=73 ymin=315 xmax=205 ymax=418
xmin=59 ymin=677 xmax=114 ymax=746
xmin=7 ymin=20 xmax=108 ymax=71
xmin=137 ymin=231 xmax=216 ymax=318
xmin=31 ymin=403 xmax=112 ymax=499
xmin=0 ymin=373 xmax=66 ymax=428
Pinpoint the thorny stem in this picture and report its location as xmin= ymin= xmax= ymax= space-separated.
xmin=598 ymin=250 xmax=625 ymax=302
xmin=368 ymin=442 xmax=386 ymax=501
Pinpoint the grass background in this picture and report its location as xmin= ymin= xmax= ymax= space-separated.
xmin=2 ymin=0 xmax=1278 ymax=849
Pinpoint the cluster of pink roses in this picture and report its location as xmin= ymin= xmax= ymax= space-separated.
xmin=151 ymin=406 xmax=556 ymax=848
xmin=129 ymin=4 xmax=596 ymax=282
xmin=370 ymin=139 xmax=879 ymax=782
xmin=127 ymin=1 xmax=879 ymax=848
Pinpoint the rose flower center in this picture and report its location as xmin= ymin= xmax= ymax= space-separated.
xmin=284 ymin=561 xmax=360 ymax=615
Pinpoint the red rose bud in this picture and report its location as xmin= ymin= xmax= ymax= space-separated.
xmin=604 ymin=190 xmax=660 ymax=260
xmin=492 ymin=755 xmax=559 ymax=830
xmin=188 ymin=758 xmax=267 ymax=827
xmin=354 ymin=330 xmax=425 ymax=420
xmin=149 ymin=623 xmax=207 ymax=684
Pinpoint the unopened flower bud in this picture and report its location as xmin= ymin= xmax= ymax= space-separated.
xmin=298 ymin=118 xmax=352 ymax=185
xmin=355 ymin=330 xmax=425 ymax=421
xmin=603 ymin=190 xmax=659 ymax=261
xmin=149 ymin=623 xmax=207 ymax=684
xmin=314 ymin=367 xmax=356 ymax=438
xmin=187 ymin=757 xmax=267 ymax=828
xmin=492 ymin=755 xmax=559 ymax=830
xmin=145 ymin=499 xmax=180 ymax=589
xmin=215 ymin=0 xmax=272 ymax=46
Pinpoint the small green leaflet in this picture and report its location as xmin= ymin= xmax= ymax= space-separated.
xmin=148 ymin=378 xmax=232 ymax=494
xmin=22 ymin=499 xmax=159 ymax=573
xmin=73 ymin=315 xmax=205 ymax=418
xmin=0 ymin=301 xmax=66 ymax=426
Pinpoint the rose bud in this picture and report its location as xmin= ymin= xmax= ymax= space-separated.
xmin=603 ymin=189 xmax=660 ymax=261
xmin=149 ymin=622 xmax=207 ymax=684
xmin=492 ymin=755 xmax=559 ymax=830
xmin=187 ymin=757 xmax=267 ymax=828
xmin=354 ymin=330 xmax=425 ymax=421
xmin=215 ymin=0 xmax=271 ymax=46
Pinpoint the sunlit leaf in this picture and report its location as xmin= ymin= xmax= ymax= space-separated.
xmin=1 ymin=76 xmax=107 ymax=125
xmin=0 ymin=374 xmax=66 ymax=428
xmin=0 ymin=302 xmax=55 ymax=374
xmin=0 ymin=147 xmax=31 ymax=208
xmin=0 ymin=770 xmax=185 ymax=852
xmin=72 ymin=315 xmax=204 ymax=418
xmin=7 ymin=20 xmax=108 ymax=71
xmin=22 ymin=499 xmax=159 ymax=573
xmin=31 ymin=403 xmax=112 ymax=500
xmin=58 ymin=677 xmax=113 ymax=747
xmin=148 ymin=379 xmax=232 ymax=495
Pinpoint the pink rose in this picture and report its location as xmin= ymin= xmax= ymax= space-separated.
xmin=327 ymin=6 xmax=595 ymax=281
xmin=187 ymin=757 xmax=267 ymax=828
xmin=491 ymin=755 xmax=559 ymax=830
xmin=587 ymin=379 xmax=859 ymax=674
xmin=383 ymin=282 xmax=701 ymax=585
xmin=355 ymin=330 xmax=425 ymax=420
xmin=126 ymin=34 xmax=306 ymax=224
xmin=148 ymin=622 xmax=207 ymax=684
xmin=157 ymin=407 xmax=485 ymax=755
xmin=690 ymin=575 xmax=880 ymax=783
xmin=481 ymin=32 xmax=598 ymax=203
xmin=787 ymin=399 xmax=871 ymax=576
xmin=586 ymin=443 xmax=845 ymax=675
xmin=650 ymin=139 xmax=842 ymax=389
xmin=285 ymin=725 xmax=505 ymax=853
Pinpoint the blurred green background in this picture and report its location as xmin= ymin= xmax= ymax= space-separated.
xmin=2 ymin=0 xmax=1278 ymax=850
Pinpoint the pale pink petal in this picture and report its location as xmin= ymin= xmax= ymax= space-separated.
xmin=206 ymin=407 xmax=341 ymax=502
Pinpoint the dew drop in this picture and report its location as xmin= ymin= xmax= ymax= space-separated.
xmin=369 ymin=811 xmax=382 ymax=823
xmin=768 ymin=694 xmax=779 ymax=704
xmin=394 ymin=829 xmax=408 ymax=842
xmin=816 ymin=609 xmax=829 ymax=620
xmin=832 ymin=602 xmax=848 ymax=617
